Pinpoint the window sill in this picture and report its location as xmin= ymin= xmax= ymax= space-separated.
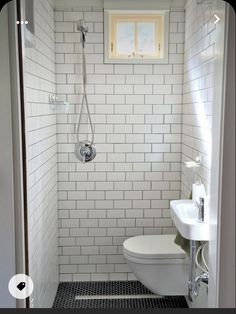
xmin=104 ymin=56 xmax=169 ymax=64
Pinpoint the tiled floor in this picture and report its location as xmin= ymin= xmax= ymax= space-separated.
xmin=52 ymin=281 xmax=188 ymax=309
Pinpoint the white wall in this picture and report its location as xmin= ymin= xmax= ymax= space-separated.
xmin=55 ymin=4 xmax=185 ymax=281
xmin=181 ymin=0 xmax=217 ymax=198
xmin=182 ymin=0 xmax=227 ymax=308
xmin=23 ymin=0 xmax=58 ymax=307
xmin=0 ymin=5 xmax=17 ymax=308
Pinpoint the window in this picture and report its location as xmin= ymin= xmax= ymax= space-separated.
xmin=104 ymin=11 xmax=169 ymax=64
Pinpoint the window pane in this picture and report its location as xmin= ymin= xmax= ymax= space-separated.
xmin=116 ymin=22 xmax=135 ymax=55
xmin=137 ymin=22 xmax=156 ymax=55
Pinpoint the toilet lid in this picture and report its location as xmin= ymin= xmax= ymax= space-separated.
xmin=123 ymin=234 xmax=187 ymax=259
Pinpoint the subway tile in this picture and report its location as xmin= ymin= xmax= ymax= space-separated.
xmin=124 ymin=191 xmax=142 ymax=200
xmin=64 ymin=12 xmax=83 ymax=21
xmin=126 ymin=95 xmax=145 ymax=104
xmin=114 ymin=144 xmax=132 ymax=153
xmin=56 ymin=63 xmax=74 ymax=73
xmin=145 ymin=134 xmax=163 ymax=143
xmin=89 ymin=228 xmax=106 ymax=236
xmin=114 ymin=85 xmax=133 ymax=95
xmin=153 ymin=105 xmax=172 ymax=114
xmin=153 ymin=85 xmax=172 ymax=94
xmin=133 ymin=144 xmax=151 ymax=153
xmin=114 ymin=182 xmax=132 ymax=191
xmin=84 ymin=12 xmax=103 ymax=22
xmin=152 ymin=124 xmax=171 ymax=133
xmin=107 ymin=115 xmax=125 ymax=124
xmin=81 ymin=246 xmax=99 ymax=255
xmin=107 ymin=153 xmax=125 ymax=163
xmin=126 ymin=75 xmax=144 ymax=84
xmin=95 ymin=182 xmax=114 ymax=191
xmin=114 ymin=64 xmax=133 ymax=74
xmin=88 ymin=209 xmax=106 ymax=218
xmin=126 ymin=209 xmax=143 ymax=218
xmin=107 ymin=95 xmax=125 ymax=104
xmin=107 ymin=228 xmax=125 ymax=236
xmin=114 ymin=124 xmax=132 ymax=133
xmin=89 ymin=255 xmax=106 ymax=264
xmin=126 ymin=172 xmax=144 ymax=181
xmin=95 ymin=64 xmax=113 ymax=74
xmin=106 ymin=191 xmax=123 ymax=200
xmin=145 ymin=75 xmax=164 ymax=84
xmin=107 ymin=210 xmax=125 ymax=218
xmin=170 ymin=11 xmax=185 ymax=22
xmin=114 ymin=163 xmax=132 ymax=172
xmin=107 ymin=172 xmax=125 ymax=181
xmin=95 ymin=84 xmax=113 ymax=94
xmin=87 ymin=191 xmax=105 ymax=199
xmin=114 ymin=200 xmax=132 ymax=209
xmin=97 ymin=264 xmax=115 ymax=273
xmin=77 ymin=200 xmax=95 ymax=209
xmin=133 ymin=105 xmax=152 ymax=114
xmin=153 ymin=65 xmax=172 ymax=74
xmin=145 ymin=95 xmax=163 ymax=104
xmin=69 ymin=209 xmax=87 ymax=218
xmin=52 ymin=5 xmax=204 ymax=284
xmin=144 ymin=209 xmax=162 ymax=218
xmin=55 ymin=11 xmax=63 ymax=22
xmin=126 ymin=153 xmax=144 ymax=162
xmin=133 ymin=85 xmax=152 ymax=95
xmin=55 ymin=22 xmax=74 ymax=32
xmin=134 ymin=65 xmax=152 ymax=74
xmin=106 ymin=75 xmax=125 ymax=84
xmin=60 ymin=265 xmax=77 ymax=274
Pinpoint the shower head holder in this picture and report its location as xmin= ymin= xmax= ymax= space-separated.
xmin=77 ymin=19 xmax=88 ymax=33
xmin=77 ymin=19 xmax=88 ymax=47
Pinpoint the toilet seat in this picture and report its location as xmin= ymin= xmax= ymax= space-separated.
xmin=123 ymin=234 xmax=188 ymax=264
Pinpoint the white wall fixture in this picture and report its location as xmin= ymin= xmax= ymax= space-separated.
xmin=170 ymin=200 xmax=209 ymax=241
xmin=183 ymin=156 xmax=201 ymax=168
xmin=49 ymin=94 xmax=70 ymax=113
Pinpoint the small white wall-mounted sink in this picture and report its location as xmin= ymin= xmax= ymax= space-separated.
xmin=170 ymin=200 xmax=209 ymax=241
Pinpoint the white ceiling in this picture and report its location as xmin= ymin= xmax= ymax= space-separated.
xmin=53 ymin=0 xmax=188 ymax=10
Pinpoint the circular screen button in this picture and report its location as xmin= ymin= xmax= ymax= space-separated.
xmin=8 ymin=274 xmax=34 ymax=299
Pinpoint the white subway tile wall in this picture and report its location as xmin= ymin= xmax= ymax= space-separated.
xmin=181 ymin=0 xmax=217 ymax=198
xmin=55 ymin=6 xmax=185 ymax=281
xmin=24 ymin=0 xmax=58 ymax=307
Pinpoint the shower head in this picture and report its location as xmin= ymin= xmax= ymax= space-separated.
xmin=77 ymin=19 xmax=88 ymax=34
xmin=77 ymin=19 xmax=88 ymax=47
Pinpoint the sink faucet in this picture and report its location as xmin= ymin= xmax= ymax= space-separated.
xmin=197 ymin=197 xmax=205 ymax=222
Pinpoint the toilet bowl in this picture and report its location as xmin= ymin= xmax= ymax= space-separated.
xmin=123 ymin=234 xmax=189 ymax=296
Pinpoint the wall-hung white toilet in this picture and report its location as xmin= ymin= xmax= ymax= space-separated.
xmin=123 ymin=234 xmax=189 ymax=296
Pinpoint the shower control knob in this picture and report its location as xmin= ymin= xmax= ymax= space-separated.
xmin=75 ymin=141 xmax=96 ymax=163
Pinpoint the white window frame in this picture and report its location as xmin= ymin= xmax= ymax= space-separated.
xmin=104 ymin=10 xmax=169 ymax=64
